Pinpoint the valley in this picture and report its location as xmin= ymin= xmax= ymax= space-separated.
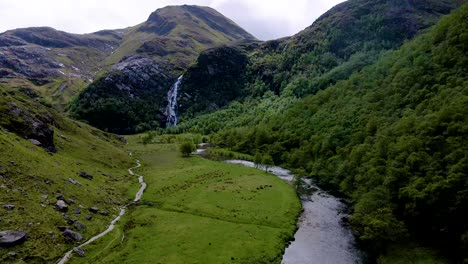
xmin=1 ymin=0 xmax=467 ymax=263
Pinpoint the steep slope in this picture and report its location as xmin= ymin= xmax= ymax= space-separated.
xmin=0 ymin=27 xmax=127 ymax=111
xmin=180 ymin=4 xmax=468 ymax=262
xmin=105 ymin=5 xmax=256 ymax=69
xmin=71 ymin=5 xmax=256 ymax=134
xmin=0 ymin=84 xmax=135 ymax=262
xmin=176 ymin=0 xmax=461 ymax=120
xmin=0 ymin=5 xmax=255 ymax=113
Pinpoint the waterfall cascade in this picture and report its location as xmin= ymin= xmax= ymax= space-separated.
xmin=165 ymin=75 xmax=183 ymax=127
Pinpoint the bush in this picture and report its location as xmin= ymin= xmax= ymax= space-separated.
xmin=180 ymin=141 xmax=196 ymax=157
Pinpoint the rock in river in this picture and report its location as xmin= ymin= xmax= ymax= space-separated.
xmin=0 ymin=230 xmax=27 ymax=246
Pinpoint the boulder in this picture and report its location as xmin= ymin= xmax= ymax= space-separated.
xmin=0 ymin=230 xmax=27 ymax=246
xmin=74 ymin=222 xmax=86 ymax=231
xmin=29 ymin=139 xmax=42 ymax=146
xmin=79 ymin=171 xmax=93 ymax=180
xmin=85 ymin=215 xmax=92 ymax=221
xmin=100 ymin=211 xmax=109 ymax=216
xmin=89 ymin=206 xmax=99 ymax=213
xmin=74 ymin=207 xmax=81 ymax=215
xmin=73 ymin=247 xmax=85 ymax=257
xmin=62 ymin=229 xmax=83 ymax=241
xmin=3 ymin=205 xmax=15 ymax=210
xmin=68 ymin=178 xmax=82 ymax=185
xmin=55 ymin=200 xmax=68 ymax=211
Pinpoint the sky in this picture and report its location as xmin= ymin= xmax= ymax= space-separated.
xmin=0 ymin=0 xmax=346 ymax=40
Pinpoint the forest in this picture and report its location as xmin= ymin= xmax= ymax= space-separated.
xmin=174 ymin=5 xmax=468 ymax=261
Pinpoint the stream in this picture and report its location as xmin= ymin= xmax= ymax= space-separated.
xmin=56 ymin=155 xmax=146 ymax=264
xmin=224 ymin=160 xmax=365 ymax=264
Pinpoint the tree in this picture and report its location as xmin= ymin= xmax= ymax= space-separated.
xmin=180 ymin=141 xmax=195 ymax=157
xmin=261 ymin=154 xmax=275 ymax=172
xmin=254 ymin=151 xmax=262 ymax=168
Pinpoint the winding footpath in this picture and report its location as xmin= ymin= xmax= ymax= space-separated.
xmin=56 ymin=154 xmax=146 ymax=264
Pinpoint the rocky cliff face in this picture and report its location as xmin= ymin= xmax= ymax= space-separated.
xmin=70 ymin=56 xmax=174 ymax=134
xmin=178 ymin=46 xmax=249 ymax=117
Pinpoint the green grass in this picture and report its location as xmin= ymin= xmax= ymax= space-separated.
xmin=378 ymin=244 xmax=451 ymax=264
xmin=68 ymin=138 xmax=301 ymax=263
xmin=0 ymin=85 xmax=136 ymax=263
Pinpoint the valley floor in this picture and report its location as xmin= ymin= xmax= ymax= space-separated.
xmin=67 ymin=137 xmax=301 ymax=263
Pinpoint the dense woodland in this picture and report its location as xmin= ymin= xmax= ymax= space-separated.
xmin=175 ymin=5 xmax=468 ymax=261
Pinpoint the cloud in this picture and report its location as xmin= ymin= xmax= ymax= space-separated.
xmin=0 ymin=0 xmax=346 ymax=40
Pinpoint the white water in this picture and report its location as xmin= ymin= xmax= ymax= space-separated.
xmin=224 ymin=159 xmax=364 ymax=264
xmin=165 ymin=75 xmax=183 ymax=127
xmin=56 ymin=157 xmax=146 ymax=264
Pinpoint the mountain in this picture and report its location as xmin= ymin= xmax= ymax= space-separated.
xmin=0 ymin=5 xmax=255 ymax=112
xmin=68 ymin=5 xmax=257 ymax=134
xmin=175 ymin=0 xmax=461 ymax=120
xmin=178 ymin=3 xmax=468 ymax=262
xmin=105 ymin=5 xmax=256 ymax=69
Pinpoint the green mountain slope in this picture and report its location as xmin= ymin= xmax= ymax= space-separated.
xmin=0 ymin=5 xmax=255 ymax=113
xmin=106 ymin=5 xmax=256 ymax=69
xmin=0 ymin=84 xmax=135 ymax=262
xmin=178 ymin=4 xmax=468 ymax=262
xmin=176 ymin=0 xmax=460 ymax=119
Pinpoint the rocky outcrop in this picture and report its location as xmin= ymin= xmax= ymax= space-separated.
xmin=0 ymin=231 xmax=27 ymax=246
xmin=0 ymin=102 xmax=56 ymax=152
xmin=71 ymin=55 xmax=175 ymax=134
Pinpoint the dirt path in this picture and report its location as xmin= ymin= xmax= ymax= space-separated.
xmin=56 ymin=155 xmax=146 ymax=264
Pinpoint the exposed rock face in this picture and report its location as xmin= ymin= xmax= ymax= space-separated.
xmin=0 ymin=231 xmax=27 ymax=246
xmin=71 ymin=56 xmax=175 ymax=134
xmin=178 ymin=46 xmax=249 ymax=117
xmin=0 ymin=103 xmax=56 ymax=152
xmin=62 ymin=229 xmax=83 ymax=241
xmin=0 ymin=27 xmax=123 ymax=81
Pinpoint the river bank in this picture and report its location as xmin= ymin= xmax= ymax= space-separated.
xmin=224 ymin=159 xmax=366 ymax=264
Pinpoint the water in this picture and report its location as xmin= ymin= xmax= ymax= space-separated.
xmin=165 ymin=75 xmax=183 ymax=127
xmin=224 ymin=159 xmax=364 ymax=264
xmin=57 ymin=157 xmax=146 ymax=264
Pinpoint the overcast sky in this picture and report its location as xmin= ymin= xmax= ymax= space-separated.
xmin=0 ymin=0 xmax=346 ymax=40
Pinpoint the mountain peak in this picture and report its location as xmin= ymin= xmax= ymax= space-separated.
xmin=142 ymin=5 xmax=256 ymax=40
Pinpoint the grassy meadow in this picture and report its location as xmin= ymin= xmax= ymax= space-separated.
xmin=69 ymin=136 xmax=301 ymax=263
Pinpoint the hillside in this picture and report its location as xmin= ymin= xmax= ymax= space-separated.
xmin=0 ymin=84 xmax=135 ymax=262
xmin=0 ymin=5 xmax=255 ymax=113
xmin=105 ymin=5 xmax=256 ymax=69
xmin=178 ymin=4 xmax=468 ymax=262
xmin=68 ymin=5 xmax=257 ymax=134
xmin=175 ymin=0 xmax=460 ymax=119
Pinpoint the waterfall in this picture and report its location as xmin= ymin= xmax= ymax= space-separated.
xmin=165 ymin=75 xmax=183 ymax=127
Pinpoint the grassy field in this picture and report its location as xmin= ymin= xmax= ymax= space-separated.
xmin=69 ymin=137 xmax=301 ymax=264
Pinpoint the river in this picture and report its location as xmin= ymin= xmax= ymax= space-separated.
xmin=224 ymin=160 xmax=365 ymax=264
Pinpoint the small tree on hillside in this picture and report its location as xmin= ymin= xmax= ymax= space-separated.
xmin=180 ymin=141 xmax=196 ymax=157
xmin=261 ymin=154 xmax=275 ymax=172
xmin=254 ymin=151 xmax=262 ymax=169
